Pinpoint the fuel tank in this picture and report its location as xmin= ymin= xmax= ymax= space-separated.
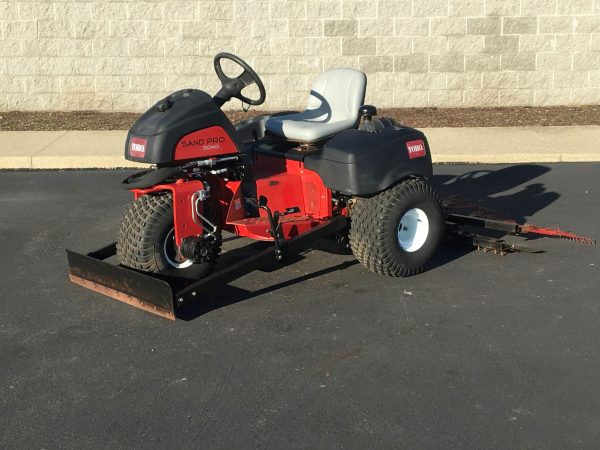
xmin=124 ymin=89 xmax=244 ymax=165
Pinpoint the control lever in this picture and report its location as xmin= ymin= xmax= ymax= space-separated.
xmin=252 ymin=197 xmax=301 ymax=261
xmin=257 ymin=196 xmax=284 ymax=260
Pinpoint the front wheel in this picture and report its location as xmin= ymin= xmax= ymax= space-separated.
xmin=349 ymin=178 xmax=443 ymax=277
xmin=116 ymin=192 xmax=220 ymax=278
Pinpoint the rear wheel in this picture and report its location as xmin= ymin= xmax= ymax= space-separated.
xmin=349 ymin=178 xmax=443 ymax=277
xmin=116 ymin=192 xmax=220 ymax=278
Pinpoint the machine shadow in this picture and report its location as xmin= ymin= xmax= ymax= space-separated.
xmin=433 ymin=164 xmax=560 ymax=224
xmin=177 ymin=260 xmax=359 ymax=321
xmin=429 ymin=163 xmax=560 ymax=270
xmin=179 ymin=164 xmax=559 ymax=320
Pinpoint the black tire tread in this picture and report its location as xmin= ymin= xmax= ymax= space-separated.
xmin=349 ymin=178 xmax=442 ymax=277
xmin=116 ymin=192 xmax=220 ymax=276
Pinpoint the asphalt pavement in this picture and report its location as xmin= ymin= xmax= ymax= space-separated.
xmin=0 ymin=164 xmax=599 ymax=449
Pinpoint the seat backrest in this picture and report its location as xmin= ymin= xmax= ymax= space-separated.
xmin=305 ymin=68 xmax=367 ymax=123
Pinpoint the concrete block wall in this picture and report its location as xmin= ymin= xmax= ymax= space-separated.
xmin=1 ymin=0 xmax=600 ymax=111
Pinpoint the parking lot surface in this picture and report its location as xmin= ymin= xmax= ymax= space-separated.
xmin=1 ymin=164 xmax=599 ymax=449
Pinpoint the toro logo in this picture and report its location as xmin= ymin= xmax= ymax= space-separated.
xmin=129 ymin=137 xmax=147 ymax=158
xmin=406 ymin=139 xmax=426 ymax=159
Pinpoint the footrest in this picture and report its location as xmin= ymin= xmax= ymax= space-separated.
xmin=228 ymin=216 xmax=322 ymax=240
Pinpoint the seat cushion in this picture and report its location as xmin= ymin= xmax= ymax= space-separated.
xmin=265 ymin=68 xmax=367 ymax=143
xmin=265 ymin=113 xmax=358 ymax=143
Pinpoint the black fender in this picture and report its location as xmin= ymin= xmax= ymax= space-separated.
xmin=304 ymin=125 xmax=433 ymax=196
xmin=121 ymin=167 xmax=182 ymax=190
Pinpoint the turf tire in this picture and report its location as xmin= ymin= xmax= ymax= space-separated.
xmin=116 ymin=192 xmax=220 ymax=278
xmin=349 ymin=177 xmax=443 ymax=277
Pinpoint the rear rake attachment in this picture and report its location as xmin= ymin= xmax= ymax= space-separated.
xmin=443 ymin=196 xmax=595 ymax=255
xmin=519 ymin=224 xmax=596 ymax=245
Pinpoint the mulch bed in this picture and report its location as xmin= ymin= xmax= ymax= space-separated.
xmin=1 ymin=106 xmax=600 ymax=131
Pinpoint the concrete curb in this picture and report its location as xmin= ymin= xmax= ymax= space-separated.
xmin=423 ymin=126 xmax=600 ymax=164
xmin=0 ymin=126 xmax=599 ymax=169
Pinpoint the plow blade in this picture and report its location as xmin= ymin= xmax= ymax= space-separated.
xmin=66 ymin=245 xmax=176 ymax=320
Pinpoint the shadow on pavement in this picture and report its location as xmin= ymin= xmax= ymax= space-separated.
xmin=434 ymin=164 xmax=560 ymax=224
xmin=429 ymin=164 xmax=560 ymax=269
xmin=176 ymin=260 xmax=359 ymax=321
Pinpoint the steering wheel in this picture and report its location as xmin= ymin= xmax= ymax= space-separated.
xmin=213 ymin=52 xmax=266 ymax=106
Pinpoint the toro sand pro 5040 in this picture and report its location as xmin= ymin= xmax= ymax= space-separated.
xmin=66 ymin=53 xmax=594 ymax=320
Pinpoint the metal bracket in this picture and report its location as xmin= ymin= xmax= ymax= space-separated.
xmin=257 ymin=196 xmax=284 ymax=260
xmin=191 ymin=186 xmax=217 ymax=234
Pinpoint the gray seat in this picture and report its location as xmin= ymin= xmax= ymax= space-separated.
xmin=265 ymin=68 xmax=367 ymax=143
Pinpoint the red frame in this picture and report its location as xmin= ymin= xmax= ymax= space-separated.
xmin=132 ymin=179 xmax=206 ymax=246
xmin=131 ymin=153 xmax=334 ymax=245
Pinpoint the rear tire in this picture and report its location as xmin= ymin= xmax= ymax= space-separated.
xmin=349 ymin=178 xmax=443 ymax=277
xmin=116 ymin=192 xmax=220 ymax=278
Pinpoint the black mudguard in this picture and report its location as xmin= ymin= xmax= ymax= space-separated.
xmin=120 ymin=167 xmax=182 ymax=190
xmin=304 ymin=125 xmax=433 ymax=196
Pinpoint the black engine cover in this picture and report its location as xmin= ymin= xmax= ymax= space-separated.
xmin=124 ymin=89 xmax=243 ymax=165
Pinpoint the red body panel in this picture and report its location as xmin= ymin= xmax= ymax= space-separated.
xmin=223 ymin=154 xmax=332 ymax=240
xmin=131 ymin=152 xmax=334 ymax=244
xmin=252 ymin=154 xmax=331 ymax=219
xmin=174 ymin=126 xmax=238 ymax=160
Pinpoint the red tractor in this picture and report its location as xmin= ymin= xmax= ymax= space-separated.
xmin=68 ymin=53 xmax=444 ymax=319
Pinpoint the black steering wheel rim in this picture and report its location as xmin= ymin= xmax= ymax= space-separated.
xmin=213 ymin=52 xmax=266 ymax=106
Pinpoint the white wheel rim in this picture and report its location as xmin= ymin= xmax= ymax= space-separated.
xmin=163 ymin=228 xmax=194 ymax=269
xmin=397 ymin=208 xmax=430 ymax=252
